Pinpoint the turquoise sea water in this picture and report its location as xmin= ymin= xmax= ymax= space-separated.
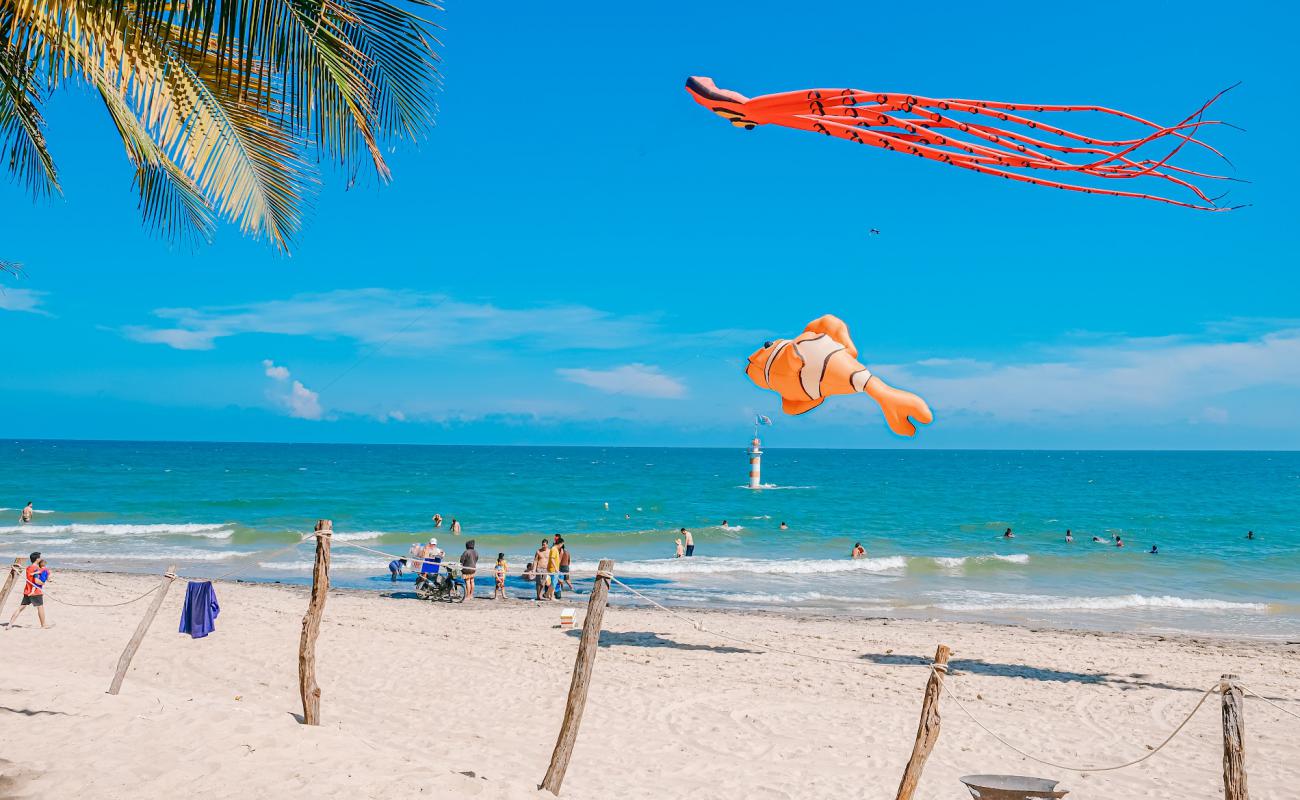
xmin=3 ymin=440 xmax=1297 ymax=638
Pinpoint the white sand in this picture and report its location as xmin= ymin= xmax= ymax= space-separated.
xmin=2 ymin=571 xmax=1298 ymax=799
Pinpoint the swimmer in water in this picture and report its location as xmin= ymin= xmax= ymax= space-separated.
xmin=1149 ymin=545 xmax=1158 ymax=554
xmin=851 ymin=543 xmax=866 ymax=559
xmin=1246 ymin=530 xmax=1254 ymax=540
xmin=779 ymin=521 xmax=789 ymax=531
xmin=19 ymin=501 xmax=33 ymax=524
xmin=603 ymin=502 xmax=609 ymax=510
xmin=1065 ymin=529 xmax=1073 ymax=543
xmin=432 ymin=514 xmax=443 ymax=529
xmin=721 ymin=520 xmax=729 ymax=527
xmin=674 ymin=538 xmax=684 ymax=558
xmin=1002 ymin=528 xmax=1014 ymax=539
xmin=1092 ymin=536 xmax=1105 ymax=543
xmin=1115 ymin=535 xmax=1124 ymax=548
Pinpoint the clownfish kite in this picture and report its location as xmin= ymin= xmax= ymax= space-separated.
xmin=747 ymin=315 xmax=933 ymax=437
xmin=686 ymin=76 xmax=1245 ymax=211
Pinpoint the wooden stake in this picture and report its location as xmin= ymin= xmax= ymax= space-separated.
xmin=895 ymin=643 xmax=952 ymax=800
xmin=1220 ymin=673 xmax=1249 ymax=800
xmin=299 ymin=520 xmax=331 ymax=726
xmin=541 ymin=558 xmax=615 ymax=796
xmin=0 ymin=557 xmax=22 ymax=618
xmin=108 ymin=565 xmax=178 ymax=695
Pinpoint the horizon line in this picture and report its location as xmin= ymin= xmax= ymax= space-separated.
xmin=4 ymin=436 xmax=1298 ymax=453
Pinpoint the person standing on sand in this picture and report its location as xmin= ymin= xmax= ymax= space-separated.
xmin=547 ymin=536 xmax=563 ymax=600
xmin=8 ymin=552 xmax=50 ymax=629
xmin=460 ymin=540 xmax=479 ymax=600
xmin=558 ymin=543 xmax=573 ymax=592
xmin=494 ymin=553 xmax=508 ymax=600
xmin=20 ymin=502 xmax=33 ymax=524
xmin=533 ymin=539 xmax=551 ymax=600
xmin=681 ymin=527 xmax=694 ymax=557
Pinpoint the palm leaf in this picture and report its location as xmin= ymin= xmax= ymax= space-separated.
xmin=0 ymin=42 xmax=59 ymax=198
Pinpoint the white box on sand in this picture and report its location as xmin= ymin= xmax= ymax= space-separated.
xmin=560 ymin=608 xmax=577 ymax=628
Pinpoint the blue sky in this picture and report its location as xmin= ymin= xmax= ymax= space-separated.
xmin=2 ymin=0 xmax=1298 ymax=448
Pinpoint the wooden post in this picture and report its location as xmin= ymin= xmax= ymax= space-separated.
xmin=107 ymin=565 xmax=178 ymax=695
xmin=895 ymin=644 xmax=952 ymax=800
xmin=1220 ymin=673 xmax=1249 ymax=800
xmin=0 ymin=557 xmax=22 ymax=618
xmin=298 ymin=520 xmax=331 ymax=726
xmin=541 ymin=558 xmax=615 ymax=795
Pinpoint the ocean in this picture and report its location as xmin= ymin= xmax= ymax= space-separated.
xmin=3 ymin=440 xmax=1297 ymax=638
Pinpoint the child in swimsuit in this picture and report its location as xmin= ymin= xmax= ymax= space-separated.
xmin=494 ymin=554 xmax=507 ymax=600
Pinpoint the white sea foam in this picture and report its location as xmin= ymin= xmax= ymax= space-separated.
xmin=0 ymin=508 xmax=54 ymax=514
xmin=736 ymin=484 xmax=816 ymax=490
xmin=56 ymin=549 xmax=257 ymax=562
xmin=259 ymin=553 xmax=386 ymax=572
xmin=331 ymin=530 xmax=389 ymax=542
xmin=931 ymin=554 xmax=1030 ymax=569
xmin=719 ymin=525 xmax=745 ymax=532
xmin=711 ymin=591 xmax=881 ymax=605
xmin=933 ymin=592 xmax=1269 ymax=613
xmin=574 ymin=555 xmax=907 ymax=576
xmin=0 ymin=523 xmax=234 ymax=538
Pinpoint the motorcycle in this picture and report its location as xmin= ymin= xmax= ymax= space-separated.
xmin=414 ymin=564 xmax=466 ymax=603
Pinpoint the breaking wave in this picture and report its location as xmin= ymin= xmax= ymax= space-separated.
xmin=573 ymin=555 xmax=908 ymax=576
xmin=0 ymin=523 xmax=234 ymax=538
xmin=932 ymin=592 xmax=1269 ymax=613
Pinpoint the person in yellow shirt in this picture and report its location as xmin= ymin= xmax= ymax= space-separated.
xmin=546 ymin=535 xmax=564 ymax=600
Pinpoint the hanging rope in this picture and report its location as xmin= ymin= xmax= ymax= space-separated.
xmin=935 ymin=671 xmax=1219 ymax=773
xmin=1239 ymin=684 xmax=1300 ymax=722
xmin=27 ymin=532 xmax=315 ymax=609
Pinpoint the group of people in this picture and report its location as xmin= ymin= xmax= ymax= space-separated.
xmin=523 ymin=536 xmax=572 ymax=600
xmin=5 ymin=551 xmax=51 ymax=629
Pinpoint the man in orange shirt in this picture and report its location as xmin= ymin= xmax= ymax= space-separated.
xmin=8 ymin=552 xmax=51 ymax=629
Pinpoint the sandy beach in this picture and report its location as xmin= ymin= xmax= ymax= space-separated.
xmin=2 ymin=570 xmax=1298 ymax=799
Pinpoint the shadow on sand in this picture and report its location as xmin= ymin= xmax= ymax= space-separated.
xmin=860 ymin=653 xmax=1204 ymax=692
xmin=567 ymin=629 xmax=759 ymax=654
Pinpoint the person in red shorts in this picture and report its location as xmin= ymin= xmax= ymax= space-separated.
xmin=8 ymin=551 xmax=51 ymax=629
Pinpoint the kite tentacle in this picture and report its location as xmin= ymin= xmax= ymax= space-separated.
xmin=785 ymin=114 xmax=1237 ymax=211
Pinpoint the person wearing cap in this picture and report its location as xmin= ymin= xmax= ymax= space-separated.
xmin=420 ymin=537 xmax=444 ymax=582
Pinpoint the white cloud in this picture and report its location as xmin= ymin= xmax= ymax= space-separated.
xmin=0 ymin=288 xmax=50 ymax=315
xmin=124 ymin=289 xmax=654 ymax=353
xmin=875 ymin=327 xmax=1300 ymax=425
xmin=288 ymin=380 xmax=323 ymax=420
xmin=260 ymin=360 xmax=323 ymax=420
xmin=557 ymin=364 xmax=686 ymax=398
xmin=123 ymin=327 xmax=216 ymax=350
xmin=262 ymin=359 xmax=290 ymax=380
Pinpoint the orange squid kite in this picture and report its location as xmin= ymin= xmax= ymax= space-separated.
xmin=686 ymin=76 xmax=1245 ymax=211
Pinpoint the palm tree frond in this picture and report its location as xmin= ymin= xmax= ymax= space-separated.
xmin=0 ymin=43 xmax=59 ymax=198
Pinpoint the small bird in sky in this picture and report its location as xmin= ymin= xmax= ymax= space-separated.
xmin=869 ymin=228 xmax=881 ymax=236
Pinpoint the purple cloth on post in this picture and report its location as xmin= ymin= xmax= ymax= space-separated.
xmin=179 ymin=580 xmax=220 ymax=639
